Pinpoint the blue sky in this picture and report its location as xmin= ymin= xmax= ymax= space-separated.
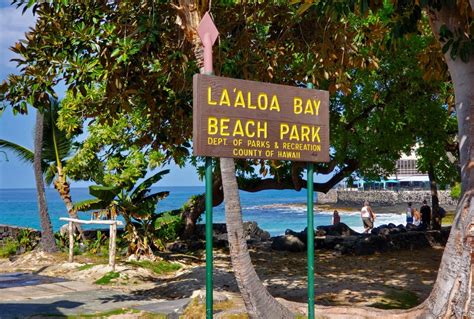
xmin=0 ymin=1 xmax=334 ymax=189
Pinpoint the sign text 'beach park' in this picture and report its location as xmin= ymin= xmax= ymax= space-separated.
xmin=193 ymin=74 xmax=329 ymax=162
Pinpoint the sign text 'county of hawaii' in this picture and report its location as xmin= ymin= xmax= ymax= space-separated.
xmin=193 ymin=74 xmax=329 ymax=162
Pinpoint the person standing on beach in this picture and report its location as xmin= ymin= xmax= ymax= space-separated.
xmin=406 ymin=202 xmax=414 ymax=224
xmin=332 ymin=210 xmax=341 ymax=225
xmin=420 ymin=200 xmax=431 ymax=229
xmin=361 ymin=201 xmax=376 ymax=233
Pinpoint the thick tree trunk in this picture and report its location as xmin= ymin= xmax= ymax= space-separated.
xmin=34 ymin=111 xmax=57 ymax=253
xmin=421 ymin=4 xmax=474 ymax=317
xmin=220 ymin=157 xmax=294 ymax=318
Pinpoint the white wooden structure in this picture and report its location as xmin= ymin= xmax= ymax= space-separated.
xmin=59 ymin=217 xmax=123 ymax=270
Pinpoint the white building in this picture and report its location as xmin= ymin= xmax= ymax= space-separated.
xmin=355 ymin=149 xmax=430 ymax=190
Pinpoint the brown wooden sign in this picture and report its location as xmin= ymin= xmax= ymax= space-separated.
xmin=193 ymin=74 xmax=329 ymax=162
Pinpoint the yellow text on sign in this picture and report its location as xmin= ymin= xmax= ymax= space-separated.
xmin=280 ymin=124 xmax=321 ymax=143
xmin=208 ymin=117 xmax=268 ymax=139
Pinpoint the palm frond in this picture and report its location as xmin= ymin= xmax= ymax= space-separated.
xmin=0 ymin=139 xmax=52 ymax=174
xmin=0 ymin=139 xmax=34 ymax=164
xmin=44 ymin=163 xmax=57 ymax=186
xmin=42 ymin=99 xmax=74 ymax=163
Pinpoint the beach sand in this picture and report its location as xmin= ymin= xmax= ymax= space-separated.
xmin=0 ymin=241 xmax=444 ymax=316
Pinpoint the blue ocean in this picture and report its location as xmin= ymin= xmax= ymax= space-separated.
xmin=0 ymin=187 xmax=405 ymax=236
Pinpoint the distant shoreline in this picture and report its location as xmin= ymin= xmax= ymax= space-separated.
xmin=316 ymin=203 xmax=457 ymax=215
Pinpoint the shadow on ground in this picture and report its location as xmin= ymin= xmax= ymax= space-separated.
xmin=98 ymin=266 xmax=238 ymax=303
xmin=0 ymin=300 xmax=83 ymax=318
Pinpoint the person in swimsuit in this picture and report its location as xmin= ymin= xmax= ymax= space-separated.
xmin=361 ymin=201 xmax=376 ymax=233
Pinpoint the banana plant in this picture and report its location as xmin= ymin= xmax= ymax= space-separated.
xmin=74 ymin=169 xmax=175 ymax=256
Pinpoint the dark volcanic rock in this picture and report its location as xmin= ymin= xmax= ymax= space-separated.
xmin=354 ymin=237 xmax=376 ymax=255
xmin=244 ymin=221 xmax=271 ymax=241
xmin=195 ymin=221 xmax=271 ymax=242
xmin=316 ymin=223 xmax=359 ymax=236
xmin=272 ymin=224 xmax=451 ymax=256
xmin=271 ymin=235 xmax=306 ymax=252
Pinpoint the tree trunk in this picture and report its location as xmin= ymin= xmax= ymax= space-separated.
xmin=181 ymin=171 xmax=224 ymax=238
xmin=428 ymin=166 xmax=441 ymax=230
xmin=53 ymin=173 xmax=85 ymax=241
xmin=220 ymin=157 xmax=294 ymax=318
xmin=34 ymin=111 xmax=57 ymax=253
xmin=421 ymin=4 xmax=474 ymax=317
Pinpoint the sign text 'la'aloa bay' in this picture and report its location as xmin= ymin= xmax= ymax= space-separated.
xmin=193 ymin=75 xmax=329 ymax=162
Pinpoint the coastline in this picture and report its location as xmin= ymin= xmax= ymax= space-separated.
xmin=317 ymin=203 xmax=457 ymax=215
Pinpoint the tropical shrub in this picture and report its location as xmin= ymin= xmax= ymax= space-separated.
xmin=450 ymin=182 xmax=461 ymax=200
xmin=0 ymin=239 xmax=19 ymax=258
xmin=17 ymin=228 xmax=39 ymax=252
xmin=74 ymin=169 xmax=182 ymax=256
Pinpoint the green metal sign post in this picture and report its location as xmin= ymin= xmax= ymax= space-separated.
xmin=205 ymin=157 xmax=213 ymax=318
xmin=197 ymin=12 xmax=219 ymax=319
xmin=306 ymin=83 xmax=315 ymax=319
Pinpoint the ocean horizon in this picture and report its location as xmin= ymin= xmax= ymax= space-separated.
xmin=0 ymin=186 xmax=406 ymax=236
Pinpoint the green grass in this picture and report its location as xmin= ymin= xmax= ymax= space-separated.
xmin=0 ymin=239 xmax=18 ymax=258
xmin=370 ymin=289 xmax=419 ymax=309
xmin=182 ymin=297 xmax=248 ymax=318
xmin=77 ymin=264 xmax=95 ymax=271
xmin=94 ymin=271 xmax=120 ymax=285
xmin=126 ymin=260 xmax=181 ymax=274
xmin=442 ymin=213 xmax=455 ymax=226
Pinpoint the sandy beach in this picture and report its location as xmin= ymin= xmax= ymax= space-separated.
xmin=0 ymin=238 xmax=445 ymax=316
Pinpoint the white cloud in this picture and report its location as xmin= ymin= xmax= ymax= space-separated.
xmin=0 ymin=5 xmax=36 ymax=72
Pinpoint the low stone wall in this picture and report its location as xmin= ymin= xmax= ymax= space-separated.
xmin=0 ymin=224 xmax=122 ymax=241
xmin=0 ymin=224 xmax=41 ymax=242
xmin=317 ymin=189 xmax=457 ymax=207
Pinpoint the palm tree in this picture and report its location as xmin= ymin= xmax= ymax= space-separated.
xmin=33 ymin=110 xmax=57 ymax=252
xmin=0 ymin=100 xmax=82 ymax=237
xmin=220 ymin=158 xmax=294 ymax=318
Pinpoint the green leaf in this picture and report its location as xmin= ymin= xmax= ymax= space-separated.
xmin=141 ymin=191 xmax=169 ymax=205
xmin=89 ymin=185 xmax=121 ymax=202
xmin=0 ymin=139 xmax=34 ymax=165
xmin=450 ymin=39 xmax=460 ymax=60
xmin=442 ymin=39 xmax=453 ymax=54
xmin=111 ymin=48 xmax=121 ymax=58
xmin=74 ymin=198 xmax=107 ymax=211
xmin=296 ymin=2 xmax=313 ymax=16
xmin=131 ymin=169 xmax=169 ymax=198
